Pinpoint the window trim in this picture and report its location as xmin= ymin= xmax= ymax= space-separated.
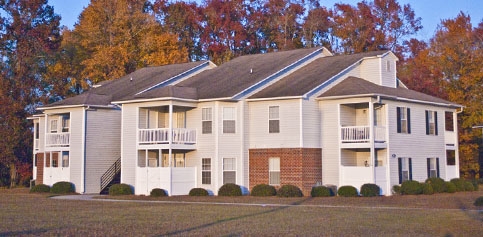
xmin=268 ymin=106 xmax=280 ymax=133
xmin=201 ymin=158 xmax=211 ymax=185
xmin=397 ymin=107 xmax=411 ymax=134
xmin=398 ymin=157 xmax=412 ymax=184
xmin=426 ymin=110 xmax=438 ymax=135
xmin=61 ymin=114 xmax=70 ymax=133
xmin=222 ymin=107 xmax=236 ymax=134
xmin=222 ymin=158 xmax=236 ymax=184
xmin=50 ymin=119 xmax=58 ymax=133
xmin=445 ymin=111 xmax=454 ymax=132
xmin=202 ymin=107 xmax=213 ymax=134
xmin=62 ymin=151 xmax=69 ymax=168
xmin=269 ymin=157 xmax=280 ymax=185
xmin=427 ymin=158 xmax=440 ymax=178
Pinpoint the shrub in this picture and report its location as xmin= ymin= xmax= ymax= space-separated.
xmin=218 ymin=183 xmax=242 ymax=196
xmin=425 ymin=177 xmax=446 ymax=193
xmin=150 ymin=188 xmax=167 ymax=197
xmin=50 ymin=181 xmax=75 ymax=194
xmin=109 ymin=183 xmax=133 ymax=196
xmin=450 ymin=178 xmax=466 ymax=192
xmin=277 ymin=185 xmax=303 ymax=197
xmin=311 ymin=186 xmax=333 ymax=197
xmin=189 ymin=188 xmax=209 ymax=196
xmin=464 ymin=181 xmax=474 ymax=192
xmin=392 ymin=185 xmax=401 ymax=195
xmin=360 ymin=184 xmax=380 ymax=197
xmin=422 ymin=183 xmax=434 ymax=195
xmin=471 ymin=180 xmax=479 ymax=191
xmin=444 ymin=182 xmax=456 ymax=193
xmin=251 ymin=184 xmax=277 ymax=196
xmin=400 ymin=180 xmax=423 ymax=195
xmin=30 ymin=184 xmax=50 ymax=193
xmin=474 ymin=196 xmax=483 ymax=206
xmin=325 ymin=185 xmax=338 ymax=196
xmin=337 ymin=185 xmax=358 ymax=197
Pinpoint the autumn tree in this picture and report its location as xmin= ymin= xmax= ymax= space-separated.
xmin=0 ymin=0 xmax=61 ymax=187
xmin=302 ymin=2 xmax=332 ymax=48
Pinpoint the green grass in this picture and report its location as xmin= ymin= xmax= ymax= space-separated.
xmin=0 ymin=188 xmax=482 ymax=236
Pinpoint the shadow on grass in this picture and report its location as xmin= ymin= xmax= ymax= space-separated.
xmin=0 ymin=228 xmax=51 ymax=236
xmin=455 ymin=195 xmax=483 ymax=223
xmin=160 ymin=197 xmax=312 ymax=236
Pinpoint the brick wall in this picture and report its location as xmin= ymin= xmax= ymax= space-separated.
xmin=249 ymin=148 xmax=322 ymax=196
xmin=36 ymin=153 xmax=44 ymax=185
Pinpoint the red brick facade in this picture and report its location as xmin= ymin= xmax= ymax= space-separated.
xmin=249 ymin=148 xmax=322 ymax=196
xmin=36 ymin=153 xmax=44 ymax=185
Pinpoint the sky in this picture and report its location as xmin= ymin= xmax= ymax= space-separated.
xmin=49 ymin=0 xmax=483 ymax=41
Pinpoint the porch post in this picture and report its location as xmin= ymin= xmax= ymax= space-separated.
xmin=369 ymin=101 xmax=375 ymax=183
xmin=168 ymin=103 xmax=173 ymax=167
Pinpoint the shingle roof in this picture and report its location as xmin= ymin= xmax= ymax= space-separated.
xmin=43 ymin=61 xmax=207 ymax=108
xmin=249 ymin=50 xmax=387 ymax=99
xmin=176 ymin=47 xmax=322 ymax=99
xmin=319 ymin=77 xmax=460 ymax=107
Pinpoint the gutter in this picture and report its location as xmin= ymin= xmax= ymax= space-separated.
xmin=112 ymin=97 xmax=199 ymax=105
xmin=37 ymin=104 xmax=116 ymax=111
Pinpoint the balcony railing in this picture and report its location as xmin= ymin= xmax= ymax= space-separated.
xmin=138 ymin=128 xmax=196 ymax=145
xmin=46 ymin=132 xmax=70 ymax=147
xmin=341 ymin=126 xmax=385 ymax=143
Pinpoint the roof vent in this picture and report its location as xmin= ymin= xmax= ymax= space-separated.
xmin=130 ymin=77 xmax=133 ymax=82
xmin=250 ymin=68 xmax=253 ymax=74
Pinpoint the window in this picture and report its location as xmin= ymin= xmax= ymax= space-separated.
xmin=50 ymin=119 xmax=58 ymax=133
xmin=269 ymin=106 xmax=280 ymax=133
xmin=202 ymin=108 xmax=212 ymax=134
xmin=446 ymin=150 xmax=456 ymax=165
xmin=52 ymin=153 xmax=59 ymax=168
xmin=175 ymin=154 xmax=185 ymax=167
xmin=426 ymin=110 xmax=438 ymax=135
xmin=34 ymin=122 xmax=39 ymax=139
xmin=148 ymin=150 xmax=160 ymax=167
xmin=398 ymin=157 xmax=412 ymax=184
xmin=202 ymin=158 xmax=211 ymax=185
xmin=62 ymin=114 xmax=70 ymax=132
xmin=223 ymin=158 xmax=236 ymax=184
xmin=396 ymin=107 xmax=410 ymax=134
xmin=223 ymin=107 xmax=236 ymax=134
xmin=445 ymin=111 xmax=454 ymax=131
xmin=138 ymin=150 xmax=146 ymax=167
xmin=62 ymin=151 xmax=69 ymax=167
xmin=45 ymin=153 xmax=50 ymax=167
xmin=269 ymin=158 xmax=280 ymax=185
xmin=427 ymin=158 xmax=440 ymax=178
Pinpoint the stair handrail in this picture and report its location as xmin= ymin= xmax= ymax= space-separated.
xmin=100 ymin=157 xmax=121 ymax=192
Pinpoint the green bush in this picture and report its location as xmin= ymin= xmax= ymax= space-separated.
xmin=30 ymin=184 xmax=50 ymax=193
xmin=277 ymin=185 xmax=303 ymax=197
xmin=150 ymin=188 xmax=167 ymax=197
xmin=251 ymin=184 xmax=276 ymax=196
xmin=425 ymin=177 xmax=446 ymax=193
xmin=218 ymin=183 xmax=242 ymax=196
xmin=450 ymin=178 xmax=466 ymax=192
xmin=464 ymin=181 xmax=474 ymax=192
xmin=189 ymin=188 xmax=209 ymax=196
xmin=400 ymin=180 xmax=423 ymax=195
xmin=50 ymin=181 xmax=75 ymax=194
xmin=474 ymin=196 xmax=483 ymax=206
xmin=471 ymin=180 xmax=479 ymax=191
xmin=392 ymin=185 xmax=401 ymax=195
xmin=109 ymin=183 xmax=133 ymax=196
xmin=337 ymin=186 xmax=358 ymax=197
xmin=360 ymin=183 xmax=380 ymax=197
xmin=311 ymin=186 xmax=333 ymax=197
xmin=422 ymin=183 xmax=434 ymax=195
xmin=444 ymin=181 xmax=456 ymax=193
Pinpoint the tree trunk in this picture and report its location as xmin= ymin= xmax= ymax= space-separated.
xmin=9 ymin=163 xmax=17 ymax=188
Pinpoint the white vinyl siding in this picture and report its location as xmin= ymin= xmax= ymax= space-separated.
xmin=320 ymin=100 xmax=340 ymax=186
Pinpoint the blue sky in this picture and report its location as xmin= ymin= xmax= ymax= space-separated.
xmin=50 ymin=0 xmax=483 ymax=41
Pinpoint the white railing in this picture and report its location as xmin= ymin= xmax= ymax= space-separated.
xmin=341 ymin=126 xmax=370 ymax=143
xmin=34 ymin=139 xmax=40 ymax=150
xmin=45 ymin=133 xmax=70 ymax=146
xmin=341 ymin=126 xmax=386 ymax=143
xmin=138 ymin=128 xmax=196 ymax=145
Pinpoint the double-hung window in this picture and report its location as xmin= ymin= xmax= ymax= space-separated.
xmin=223 ymin=158 xmax=236 ymax=184
xmin=62 ymin=114 xmax=70 ymax=132
xmin=268 ymin=106 xmax=280 ymax=133
xmin=396 ymin=107 xmax=410 ymax=134
xmin=202 ymin=158 xmax=211 ymax=185
xmin=427 ymin=158 xmax=440 ymax=178
xmin=269 ymin=158 xmax=280 ymax=185
xmin=202 ymin=108 xmax=212 ymax=134
xmin=426 ymin=110 xmax=438 ymax=135
xmin=50 ymin=119 xmax=58 ymax=133
xmin=62 ymin=151 xmax=69 ymax=167
xmin=398 ymin=157 xmax=412 ymax=184
xmin=223 ymin=107 xmax=236 ymax=134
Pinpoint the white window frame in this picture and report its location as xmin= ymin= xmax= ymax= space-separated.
xmin=202 ymin=158 xmax=211 ymax=185
xmin=222 ymin=158 xmax=236 ymax=184
xmin=202 ymin=107 xmax=213 ymax=134
xmin=401 ymin=157 xmax=410 ymax=183
xmin=61 ymin=114 xmax=70 ymax=132
xmin=398 ymin=107 xmax=409 ymax=134
xmin=62 ymin=151 xmax=69 ymax=167
xmin=269 ymin=157 xmax=280 ymax=185
xmin=427 ymin=110 xmax=436 ymax=135
xmin=223 ymin=107 xmax=236 ymax=134
xmin=428 ymin=157 xmax=438 ymax=178
xmin=268 ymin=106 xmax=280 ymax=133
xmin=148 ymin=150 xmax=160 ymax=167
xmin=50 ymin=119 xmax=58 ymax=133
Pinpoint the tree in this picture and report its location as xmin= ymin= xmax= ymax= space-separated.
xmin=302 ymin=2 xmax=332 ymax=48
xmin=0 ymin=0 xmax=61 ymax=187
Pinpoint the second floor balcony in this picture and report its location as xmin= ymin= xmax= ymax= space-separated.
xmin=46 ymin=132 xmax=70 ymax=147
xmin=341 ymin=126 xmax=386 ymax=147
xmin=138 ymin=128 xmax=196 ymax=146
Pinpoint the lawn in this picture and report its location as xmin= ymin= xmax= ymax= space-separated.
xmin=0 ymin=188 xmax=482 ymax=236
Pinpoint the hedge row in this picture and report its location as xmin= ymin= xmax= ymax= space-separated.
xmin=392 ymin=178 xmax=477 ymax=195
xmin=30 ymin=181 xmax=75 ymax=194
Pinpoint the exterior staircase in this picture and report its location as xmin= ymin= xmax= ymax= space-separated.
xmin=100 ymin=158 xmax=121 ymax=194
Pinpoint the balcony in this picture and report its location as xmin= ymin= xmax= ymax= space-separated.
xmin=138 ymin=128 xmax=196 ymax=147
xmin=46 ymin=132 xmax=70 ymax=147
xmin=341 ymin=126 xmax=386 ymax=148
